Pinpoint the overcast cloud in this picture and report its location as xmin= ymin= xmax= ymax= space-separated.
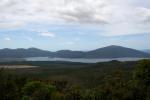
xmin=0 ymin=0 xmax=150 ymax=36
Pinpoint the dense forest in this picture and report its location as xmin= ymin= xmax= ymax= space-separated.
xmin=0 ymin=60 xmax=149 ymax=100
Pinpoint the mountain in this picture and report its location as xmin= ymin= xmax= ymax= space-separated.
xmin=143 ymin=50 xmax=150 ymax=54
xmin=0 ymin=45 xmax=150 ymax=58
xmin=55 ymin=50 xmax=85 ymax=58
xmin=0 ymin=48 xmax=54 ymax=58
xmin=85 ymin=45 xmax=150 ymax=58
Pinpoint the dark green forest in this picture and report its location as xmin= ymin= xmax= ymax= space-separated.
xmin=0 ymin=60 xmax=149 ymax=100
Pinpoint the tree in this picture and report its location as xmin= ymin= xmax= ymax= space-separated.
xmin=133 ymin=60 xmax=150 ymax=86
xmin=21 ymin=81 xmax=56 ymax=100
xmin=131 ymin=60 xmax=150 ymax=100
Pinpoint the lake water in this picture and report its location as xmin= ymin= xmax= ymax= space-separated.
xmin=25 ymin=57 xmax=150 ymax=63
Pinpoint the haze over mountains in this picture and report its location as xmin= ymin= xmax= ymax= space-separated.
xmin=143 ymin=50 xmax=150 ymax=54
xmin=0 ymin=45 xmax=150 ymax=59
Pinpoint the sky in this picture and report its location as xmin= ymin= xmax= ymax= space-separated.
xmin=0 ymin=0 xmax=150 ymax=51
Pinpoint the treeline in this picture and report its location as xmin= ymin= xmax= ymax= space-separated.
xmin=0 ymin=60 xmax=149 ymax=100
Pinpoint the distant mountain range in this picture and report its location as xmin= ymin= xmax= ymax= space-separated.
xmin=0 ymin=45 xmax=150 ymax=58
xmin=143 ymin=50 xmax=150 ymax=54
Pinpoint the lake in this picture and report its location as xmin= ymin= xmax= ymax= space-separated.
xmin=25 ymin=57 xmax=150 ymax=63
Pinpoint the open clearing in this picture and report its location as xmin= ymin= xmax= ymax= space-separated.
xmin=0 ymin=65 xmax=37 ymax=69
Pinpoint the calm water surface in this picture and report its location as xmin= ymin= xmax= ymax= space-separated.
xmin=25 ymin=57 xmax=150 ymax=63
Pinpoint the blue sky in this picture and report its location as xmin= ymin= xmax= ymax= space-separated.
xmin=0 ymin=0 xmax=150 ymax=51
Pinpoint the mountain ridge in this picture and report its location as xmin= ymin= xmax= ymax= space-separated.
xmin=0 ymin=45 xmax=150 ymax=58
xmin=143 ymin=49 xmax=150 ymax=54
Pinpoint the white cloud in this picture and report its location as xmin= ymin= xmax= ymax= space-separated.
xmin=66 ymin=41 xmax=75 ymax=45
xmin=39 ymin=31 xmax=56 ymax=38
xmin=0 ymin=21 xmax=25 ymax=29
xmin=0 ymin=0 xmax=150 ymax=36
xmin=135 ymin=7 xmax=150 ymax=22
xmin=26 ymin=37 xmax=33 ymax=41
xmin=0 ymin=0 xmax=130 ymax=24
xmin=4 ymin=37 xmax=11 ymax=41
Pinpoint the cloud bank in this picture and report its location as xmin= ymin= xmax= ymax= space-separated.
xmin=0 ymin=0 xmax=150 ymax=36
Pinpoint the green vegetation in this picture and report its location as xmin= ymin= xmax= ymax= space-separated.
xmin=0 ymin=60 xmax=149 ymax=100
